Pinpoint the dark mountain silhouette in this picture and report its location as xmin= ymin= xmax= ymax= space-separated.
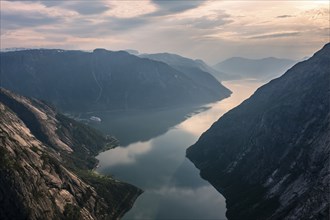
xmin=140 ymin=52 xmax=229 ymax=81
xmin=187 ymin=44 xmax=330 ymax=219
xmin=1 ymin=49 xmax=230 ymax=113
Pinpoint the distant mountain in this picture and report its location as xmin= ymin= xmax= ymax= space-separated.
xmin=187 ymin=44 xmax=330 ymax=219
xmin=0 ymin=47 xmax=31 ymax=52
xmin=0 ymin=49 xmax=230 ymax=113
xmin=213 ymin=57 xmax=296 ymax=81
xmin=0 ymin=88 xmax=142 ymax=220
xmin=140 ymin=52 xmax=230 ymax=81
xmin=125 ymin=49 xmax=140 ymax=55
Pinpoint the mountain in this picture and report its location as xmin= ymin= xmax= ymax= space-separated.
xmin=0 ymin=88 xmax=142 ymax=220
xmin=0 ymin=49 xmax=230 ymax=113
xmin=187 ymin=43 xmax=330 ymax=219
xmin=125 ymin=49 xmax=140 ymax=55
xmin=140 ymin=52 xmax=230 ymax=82
xmin=213 ymin=57 xmax=296 ymax=81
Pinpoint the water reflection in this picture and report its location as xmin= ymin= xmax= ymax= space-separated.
xmin=87 ymin=105 xmax=208 ymax=146
xmin=96 ymin=80 xmax=263 ymax=220
xmin=97 ymin=141 xmax=152 ymax=167
xmin=154 ymin=159 xmax=227 ymax=219
xmin=97 ymin=128 xmax=194 ymax=189
xmin=179 ymin=79 xmax=262 ymax=136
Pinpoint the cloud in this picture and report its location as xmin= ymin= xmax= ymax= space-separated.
xmin=1 ymin=0 xmax=150 ymax=38
xmin=106 ymin=1 xmax=157 ymax=18
xmin=1 ymin=9 xmax=62 ymax=30
xmin=1 ymin=0 xmax=328 ymax=63
xmin=150 ymin=0 xmax=205 ymax=16
xmin=189 ymin=13 xmax=233 ymax=29
xmin=35 ymin=16 xmax=149 ymax=39
xmin=248 ymin=32 xmax=301 ymax=39
xmin=106 ymin=17 xmax=149 ymax=31
xmin=0 ymin=1 xmax=68 ymax=30
xmin=276 ymin=15 xmax=294 ymax=18
xmin=62 ymin=2 xmax=110 ymax=15
xmin=33 ymin=1 xmax=63 ymax=7
xmin=20 ymin=0 xmax=110 ymax=15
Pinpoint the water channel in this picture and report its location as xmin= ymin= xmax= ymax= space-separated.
xmin=94 ymin=80 xmax=263 ymax=219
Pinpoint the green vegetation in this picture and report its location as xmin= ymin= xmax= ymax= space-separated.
xmin=76 ymin=169 xmax=141 ymax=216
xmin=56 ymin=113 xmax=115 ymax=154
xmin=30 ymin=146 xmax=39 ymax=153
xmin=76 ymin=170 xmax=116 ymax=214
xmin=55 ymin=113 xmax=118 ymax=171
xmin=77 ymin=170 xmax=114 ymax=183
xmin=63 ymin=204 xmax=81 ymax=220
xmin=0 ymin=148 xmax=13 ymax=169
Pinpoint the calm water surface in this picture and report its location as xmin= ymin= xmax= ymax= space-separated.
xmin=95 ymin=80 xmax=263 ymax=220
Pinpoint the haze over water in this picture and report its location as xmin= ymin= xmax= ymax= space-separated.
xmin=96 ymin=79 xmax=263 ymax=219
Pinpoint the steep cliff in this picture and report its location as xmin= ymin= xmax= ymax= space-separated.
xmin=187 ymin=44 xmax=330 ymax=219
xmin=0 ymin=88 xmax=142 ymax=220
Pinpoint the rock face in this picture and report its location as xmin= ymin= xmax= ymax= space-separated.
xmin=0 ymin=49 xmax=230 ymax=113
xmin=187 ymin=44 xmax=330 ymax=219
xmin=0 ymin=88 xmax=142 ymax=220
xmin=213 ymin=57 xmax=296 ymax=81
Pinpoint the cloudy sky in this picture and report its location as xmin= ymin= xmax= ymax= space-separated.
xmin=1 ymin=0 xmax=329 ymax=63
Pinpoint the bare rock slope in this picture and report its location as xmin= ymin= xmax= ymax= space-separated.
xmin=0 ymin=88 xmax=142 ymax=220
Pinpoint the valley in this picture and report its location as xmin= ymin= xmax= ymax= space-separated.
xmin=95 ymin=80 xmax=263 ymax=219
xmin=1 ymin=1 xmax=329 ymax=219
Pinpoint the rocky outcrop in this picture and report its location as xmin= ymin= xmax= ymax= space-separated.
xmin=187 ymin=44 xmax=330 ymax=219
xmin=0 ymin=49 xmax=231 ymax=112
xmin=0 ymin=88 xmax=142 ymax=220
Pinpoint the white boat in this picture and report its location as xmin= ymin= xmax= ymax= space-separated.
xmin=90 ymin=116 xmax=101 ymax=122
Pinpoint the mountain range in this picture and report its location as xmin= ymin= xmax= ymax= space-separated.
xmin=213 ymin=57 xmax=296 ymax=81
xmin=187 ymin=44 xmax=330 ymax=219
xmin=0 ymin=49 xmax=231 ymax=113
xmin=140 ymin=52 xmax=229 ymax=81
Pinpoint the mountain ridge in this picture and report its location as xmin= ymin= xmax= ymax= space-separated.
xmin=1 ymin=48 xmax=231 ymax=113
xmin=187 ymin=43 xmax=330 ymax=219
xmin=0 ymin=88 xmax=142 ymax=220
xmin=140 ymin=52 xmax=230 ymax=81
xmin=213 ymin=56 xmax=296 ymax=81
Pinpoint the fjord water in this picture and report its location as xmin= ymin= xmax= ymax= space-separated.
xmin=96 ymin=80 xmax=263 ymax=219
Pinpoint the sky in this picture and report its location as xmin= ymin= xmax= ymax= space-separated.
xmin=1 ymin=0 xmax=329 ymax=64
